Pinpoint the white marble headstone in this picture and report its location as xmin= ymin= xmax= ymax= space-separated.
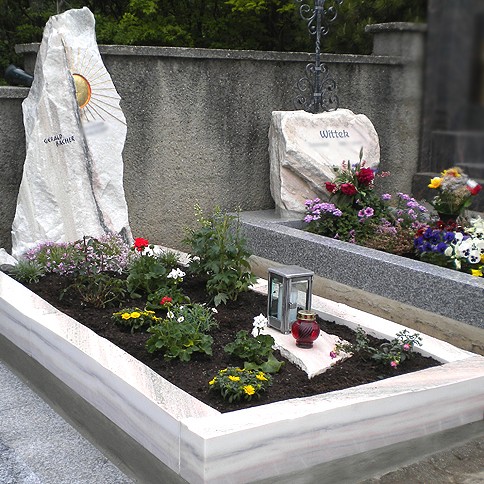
xmin=11 ymin=7 xmax=132 ymax=258
xmin=269 ymin=109 xmax=380 ymax=214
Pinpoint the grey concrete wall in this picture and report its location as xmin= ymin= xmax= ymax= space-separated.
xmin=0 ymin=23 xmax=426 ymax=252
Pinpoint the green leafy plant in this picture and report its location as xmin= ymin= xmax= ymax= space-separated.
xmin=61 ymin=273 xmax=128 ymax=309
xmin=208 ymin=366 xmax=271 ymax=403
xmin=8 ymin=259 xmax=45 ymax=283
xmin=126 ymin=239 xmax=181 ymax=298
xmin=331 ymin=327 xmax=422 ymax=368
xmin=145 ymin=303 xmax=218 ymax=361
xmin=185 ymin=205 xmax=257 ymax=306
xmin=112 ymin=307 xmax=160 ymax=333
xmin=224 ymin=314 xmax=283 ymax=373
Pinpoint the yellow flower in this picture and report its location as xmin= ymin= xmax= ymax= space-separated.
xmin=219 ymin=369 xmax=227 ymax=374
xmin=228 ymin=375 xmax=240 ymax=382
xmin=442 ymin=167 xmax=461 ymax=177
xmin=208 ymin=377 xmax=217 ymax=385
xmin=471 ymin=269 xmax=483 ymax=277
xmin=121 ymin=313 xmax=131 ymax=320
xmin=130 ymin=311 xmax=141 ymax=318
xmin=428 ymin=177 xmax=443 ymax=189
xmin=243 ymin=385 xmax=255 ymax=395
xmin=256 ymin=372 xmax=268 ymax=381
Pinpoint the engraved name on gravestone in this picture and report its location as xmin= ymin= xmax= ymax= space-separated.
xmin=269 ymin=109 xmax=380 ymax=214
xmin=11 ymin=7 xmax=132 ymax=258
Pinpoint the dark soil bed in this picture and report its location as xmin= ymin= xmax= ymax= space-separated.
xmin=24 ymin=273 xmax=440 ymax=413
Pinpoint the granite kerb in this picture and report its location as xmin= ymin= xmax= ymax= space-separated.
xmin=239 ymin=210 xmax=484 ymax=330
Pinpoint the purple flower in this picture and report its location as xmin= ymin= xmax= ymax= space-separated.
xmin=381 ymin=193 xmax=392 ymax=201
xmin=364 ymin=207 xmax=374 ymax=217
xmin=329 ymin=351 xmax=337 ymax=359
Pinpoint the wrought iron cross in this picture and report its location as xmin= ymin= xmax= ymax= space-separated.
xmin=294 ymin=0 xmax=343 ymax=113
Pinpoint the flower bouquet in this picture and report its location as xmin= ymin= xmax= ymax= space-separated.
xmin=428 ymin=167 xmax=482 ymax=222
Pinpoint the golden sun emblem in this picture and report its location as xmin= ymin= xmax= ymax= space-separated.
xmin=66 ymin=46 xmax=126 ymax=126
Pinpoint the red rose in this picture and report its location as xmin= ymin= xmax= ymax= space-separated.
xmin=325 ymin=181 xmax=338 ymax=193
xmin=340 ymin=183 xmax=358 ymax=196
xmin=133 ymin=237 xmax=149 ymax=252
xmin=356 ymin=167 xmax=375 ymax=186
xmin=160 ymin=296 xmax=173 ymax=305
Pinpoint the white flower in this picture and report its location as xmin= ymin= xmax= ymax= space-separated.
xmin=211 ymin=307 xmax=218 ymax=313
xmin=167 ymin=311 xmax=174 ymax=319
xmin=251 ymin=327 xmax=259 ymax=338
xmin=177 ymin=316 xmax=185 ymax=323
xmin=444 ymin=246 xmax=454 ymax=257
xmin=167 ymin=268 xmax=186 ymax=280
xmin=253 ymin=314 xmax=268 ymax=329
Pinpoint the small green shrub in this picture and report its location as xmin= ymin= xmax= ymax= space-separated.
xmin=145 ymin=304 xmax=218 ymax=361
xmin=224 ymin=330 xmax=283 ymax=373
xmin=9 ymin=259 xmax=45 ymax=284
xmin=126 ymin=252 xmax=181 ymax=298
xmin=61 ymin=273 xmax=128 ymax=309
xmin=331 ymin=327 xmax=422 ymax=368
xmin=184 ymin=205 xmax=257 ymax=306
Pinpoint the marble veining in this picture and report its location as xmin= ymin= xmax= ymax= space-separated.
xmin=0 ymin=270 xmax=483 ymax=484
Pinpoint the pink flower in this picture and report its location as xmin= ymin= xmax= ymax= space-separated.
xmin=402 ymin=343 xmax=411 ymax=351
xmin=325 ymin=182 xmax=338 ymax=194
xmin=329 ymin=351 xmax=337 ymax=359
xmin=390 ymin=360 xmax=399 ymax=368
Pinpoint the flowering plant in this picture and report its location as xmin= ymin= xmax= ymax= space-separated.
xmin=323 ymin=147 xmax=383 ymax=208
xmin=112 ymin=307 xmax=160 ymax=333
xmin=208 ymin=367 xmax=271 ymax=403
xmin=428 ymin=167 xmax=482 ymax=218
xmin=145 ymin=303 xmax=218 ymax=361
xmin=330 ymin=327 xmax=422 ymax=368
xmin=414 ymin=216 xmax=484 ymax=276
xmin=224 ymin=314 xmax=283 ymax=373
xmin=304 ymin=148 xmax=432 ymax=247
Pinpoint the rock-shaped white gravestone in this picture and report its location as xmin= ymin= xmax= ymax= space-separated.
xmin=11 ymin=7 xmax=132 ymax=258
xmin=269 ymin=109 xmax=380 ymax=214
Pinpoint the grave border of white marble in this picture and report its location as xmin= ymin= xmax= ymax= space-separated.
xmin=0 ymin=268 xmax=482 ymax=484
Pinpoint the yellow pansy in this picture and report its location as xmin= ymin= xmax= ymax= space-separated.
xmin=428 ymin=177 xmax=443 ymax=189
xmin=130 ymin=311 xmax=141 ymax=318
xmin=208 ymin=377 xmax=217 ymax=385
xmin=228 ymin=375 xmax=240 ymax=382
xmin=243 ymin=385 xmax=255 ymax=395
xmin=121 ymin=313 xmax=131 ymax=320
xmin=470 ymin=269 xmax=483 ymax=277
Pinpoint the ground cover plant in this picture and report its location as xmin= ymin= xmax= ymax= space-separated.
xmin=8 ymin=212 xmax=440 ymax=413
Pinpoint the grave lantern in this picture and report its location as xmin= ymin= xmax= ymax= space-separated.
xmin=267 ymin=265 xmax=314 ymax=334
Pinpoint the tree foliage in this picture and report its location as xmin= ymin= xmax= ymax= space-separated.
xmin=1 ymin=0 xmax=427 ymax=82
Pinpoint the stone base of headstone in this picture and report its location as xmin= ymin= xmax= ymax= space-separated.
xmin=268 ymin=109 xmax=380 ymax=214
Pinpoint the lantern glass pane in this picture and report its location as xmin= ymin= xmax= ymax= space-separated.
xmin=269 ymin=275 xmax=283 ymax=320
xmin=289 ymin=279 xmax=309 ymax=322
